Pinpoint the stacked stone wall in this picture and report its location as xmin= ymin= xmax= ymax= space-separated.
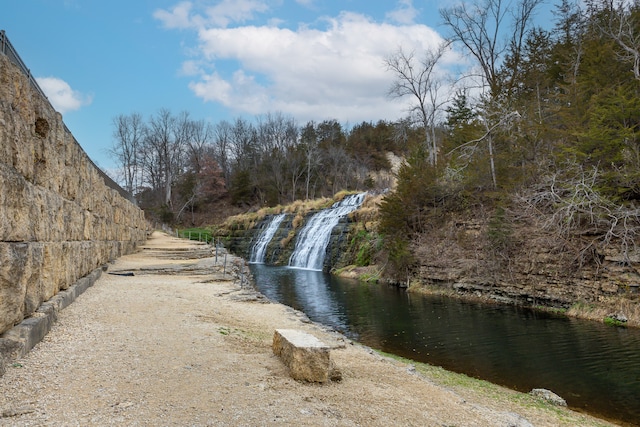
xmin=0 ymin=54 xmax=148 ymax=335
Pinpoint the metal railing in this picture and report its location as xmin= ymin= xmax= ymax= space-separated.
xmin=0 ymin=30 xmax=135 ymax=204
xmin=0 ymin=30 xmax=49 ymax=101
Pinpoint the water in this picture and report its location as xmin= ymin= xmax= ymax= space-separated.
xmin=249 ymin=214 xmax=287 ymax=263
xmin=289 ymin=193 xmax=366 ymax=270
xmin=250 ymin=264 xmax=640 ymax=426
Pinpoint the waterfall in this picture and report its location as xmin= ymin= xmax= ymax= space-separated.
xmin=249 ymin=213 xmax=286 ymax=264
xmin=289 ymin=192 xmax=366 ymax=271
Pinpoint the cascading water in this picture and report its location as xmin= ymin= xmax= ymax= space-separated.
xmin=288 ymin=192 xmax=366 ymax=271
xmin=249 ymin=213 xmax=286 ymax=264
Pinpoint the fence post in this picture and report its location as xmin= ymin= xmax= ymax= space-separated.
xmin=223 ymin=253 xmax=227 ymax=276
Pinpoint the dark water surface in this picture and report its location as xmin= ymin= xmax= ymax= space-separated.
xmin=250 ymin=264 xmax=640 ymax=426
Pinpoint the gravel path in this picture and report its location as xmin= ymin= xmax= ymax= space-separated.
xmin=0 ymin=232 xmax=618 ymax=426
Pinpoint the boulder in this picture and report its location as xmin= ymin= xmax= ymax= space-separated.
xmin=607 ymin=312 xmax=628 ymax=323
xmin=273 ymin=329 xmax=336 ymax=383
xmin=529 ymin=388 xmax=567 ymax=406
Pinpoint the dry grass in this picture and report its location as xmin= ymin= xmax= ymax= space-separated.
xmin=350 ymin=193 xmax=383 ymax=230
xmin=283 ymin=197 xmax=333 ymax=214
xmin=218 ymin=192 xmax=367 ymax=236
xmin=280 ymin=230 xmax=296 ymax=248
xmin=292 ymin=213 xmax=305 ymax=229
xmin=216 ymin=205 xmax=285 ymax=235
xmin=567 ymin=295 xmax=640 ymax=327
xmin=333 ymin=190 xmax=353 ymax=203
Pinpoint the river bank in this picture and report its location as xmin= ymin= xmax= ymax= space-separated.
xmin=335 ymin=263 xmax=640 ymax=329
xmin=0 ymin=232 xmax=619 ymax=426
xmin=221 ymin=190 xmax=640 ymax=331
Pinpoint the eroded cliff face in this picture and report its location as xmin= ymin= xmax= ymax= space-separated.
xmin=411 ymin=215 xmax=640 ymax=315
xmin=0 ymin=54 xmax=148 ymax=334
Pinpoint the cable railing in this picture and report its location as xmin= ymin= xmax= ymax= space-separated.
xmin=0 ymin=30 xmax=135 ymax=204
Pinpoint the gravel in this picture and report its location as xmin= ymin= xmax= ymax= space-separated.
xmin=0 ymin=233 xmax=618 ymax=426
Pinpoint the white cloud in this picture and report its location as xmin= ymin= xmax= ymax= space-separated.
xmin=157 ymin=2 xmax=457 ymax=123
xmin=154 ymin=0 xmax=271 ymax=29
xmin=386 ymin=0 xmax=419 ymax=25
xmin=153 ymin=1 xmax=194 ymax=29
xmin=203 ymin=0 xmax=270 ymax=28
xmin=36 ymin=76 xmax=93 ymax=114
xmin=180 ymin=60 xmax=202 ymax=76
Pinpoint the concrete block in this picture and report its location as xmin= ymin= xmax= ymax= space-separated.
xmin=273 ymin=329 xmax=332 ymax=383
xmin=0 ymin=267 xmax=103 ymax=372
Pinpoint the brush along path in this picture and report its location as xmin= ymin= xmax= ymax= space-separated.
xmin=0 ymin=232 xmax=615 ymax=426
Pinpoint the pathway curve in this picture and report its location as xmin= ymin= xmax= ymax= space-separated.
xmin=0 ymin=232 xmax=617 ymax=426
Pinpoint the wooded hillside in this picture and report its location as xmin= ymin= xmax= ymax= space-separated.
xmin=109 ymin=0 xmax=640 ymax=294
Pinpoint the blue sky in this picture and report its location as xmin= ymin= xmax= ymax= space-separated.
xmin=3 ymin=0 xmax=554 ymax=172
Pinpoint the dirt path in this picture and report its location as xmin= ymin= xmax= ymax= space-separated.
xmin=0 ymin=232 xmax=617 ymax=426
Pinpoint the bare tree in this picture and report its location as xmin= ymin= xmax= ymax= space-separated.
xmin=256 ymin=112 xmax=299 ymax=203
xmin=213 ymin=120 xmax=232 ymax=187
xmin=186 ymin=119 xmax=213 ymax=174
xmin=257 ymin=112 xmax=298 ymax=152
xmin=110 ymin=112 xmax=145 ymax=194
xmin=519 ymin=160 xmax=640 ymax=266
xmin=323 ymin=145 xmax=351 ymax=196
xmin=441 ymin=0 xmax=542 ymax=188
xmin=385 ymin=42 xmax=450 ymax=166
xmin=448 ymin=109 xmax=521 ymax=188
xmin=145 ymin=109 xmax=187 ymax=208
xmin=588 ymin=0 xmax=640 ymax=80
xmin=300 ymin=121 xmax=322 ymax=200
xmin=440 ymin=0 xmax=543 ymax=99
xmin=229 ymin=117 xmax=258 ymax=170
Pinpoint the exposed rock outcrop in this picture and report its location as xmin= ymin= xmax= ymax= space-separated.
xmin=410 ymin=215 xmax=640 ymax=318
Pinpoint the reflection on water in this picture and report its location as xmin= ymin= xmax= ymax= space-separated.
xmin=250 ymin=264 xmax=640 ymax=426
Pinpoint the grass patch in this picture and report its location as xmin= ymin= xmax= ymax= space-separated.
xmin=372 ymin=349 xmax=612 ymax=426
xmin=358 ymin=269 xmax=381 ymax=282
xmin=533 ymin=305 xmax=568 ymax=315
xmin=569 ymin=301 xmax=597 ymax=312
xmin=280 ymin=230 xmax=296 ymax=248
xmin=334 ymin=265 xmax=381 ymax=282
xmin=178 ymin=227 xmax=213 ymax=243
xmin=603 ymin=316 xmax=627 ymax=327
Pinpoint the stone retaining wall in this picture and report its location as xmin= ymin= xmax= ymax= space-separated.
xmin=0 ymin=53 xmax=148 ymax=335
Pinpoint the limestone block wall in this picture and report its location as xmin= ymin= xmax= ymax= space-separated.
xmin=0 ymin=53 xmax=148 ymax=335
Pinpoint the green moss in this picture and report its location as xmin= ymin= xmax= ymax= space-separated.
xmin=603 ymin=316 xmax=627 ymax=327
